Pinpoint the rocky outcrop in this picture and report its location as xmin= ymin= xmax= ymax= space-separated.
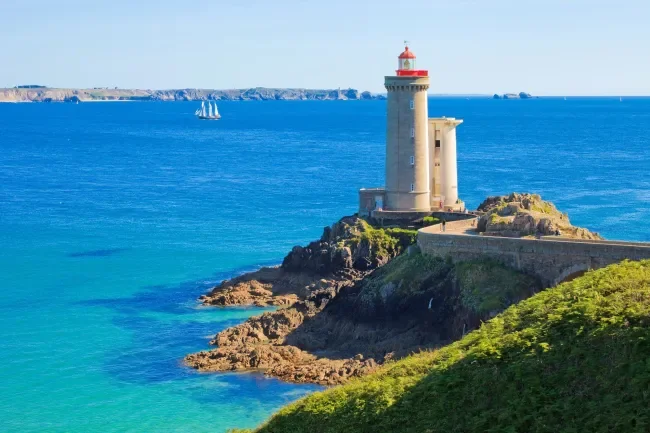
xmin=186 ymin=234 xmax=541 ymax=385
xmin=186 ymin=217 xmax=424 ymax=384
xmin=199 ymin=217 xmax=414 ymax=309
xmin=186 ymin=277 xmax=380 ymax=385
xmin=0 ymin=87 xmax=381 ymax=103
xmin=198 ymin=267 xmax=300 ymax=307
xmin=477 ymin=192 xmax=602 ymax=239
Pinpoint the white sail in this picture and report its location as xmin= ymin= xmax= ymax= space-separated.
xmin=208 ymin=102 xmax=213 ymax=117
xmin=201 ymin=101 xmax=206 ymax=117
xmin=213 ymin=102 xmax=219 ymax=116
xmin=194 ymin=108 xmax=201 ymax=115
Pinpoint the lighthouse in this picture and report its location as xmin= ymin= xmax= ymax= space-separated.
xmin=358 ymin=44 xmax=464 ymax=217
xmin=384 ymin=45 xmax=431 ymax=211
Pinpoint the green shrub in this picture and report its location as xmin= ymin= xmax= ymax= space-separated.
xmin=423 ymin=216 xmax=440 ymax=226
xmin=383 ymin=227 xmax=418 ymax=248
xmin=256 ymin=260 xmax=650 ymax=433
xmin=343 ymin=220 xmax=417 ymax=260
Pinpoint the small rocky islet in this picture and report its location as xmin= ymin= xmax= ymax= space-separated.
xmin=184 ymin=193 xmax=601 ymax=385
xmin=492 ymin=91 xmax=534 ymax=99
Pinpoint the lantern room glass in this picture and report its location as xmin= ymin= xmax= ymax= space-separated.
xmin=399 ymin=58 xmax=415 ymax=70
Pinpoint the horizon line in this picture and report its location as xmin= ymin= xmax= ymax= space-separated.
xmin=2 ymin=86 xmax=648 ymax=98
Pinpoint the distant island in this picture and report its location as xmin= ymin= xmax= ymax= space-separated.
xmin=0 ymin=86 xmax=385 ymax=103
xmin=493 ymin=92 xmax=534 ymax=99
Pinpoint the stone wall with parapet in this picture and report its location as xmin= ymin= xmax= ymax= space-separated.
xmin=417 ymin=229 xmax=650 ymax=287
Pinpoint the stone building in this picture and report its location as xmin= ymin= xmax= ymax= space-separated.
xmin=359 ymin=45 xmax=463 ymax=217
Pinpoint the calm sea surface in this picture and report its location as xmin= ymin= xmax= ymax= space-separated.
xmin=1 ymin=98 xmax=649 ymax=432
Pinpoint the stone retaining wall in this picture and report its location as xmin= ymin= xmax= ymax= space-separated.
xmin=417 ymin=230 xmax=650 ymax=287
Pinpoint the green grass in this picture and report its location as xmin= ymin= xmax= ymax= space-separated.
xmin=456 ymin=260 xmax=539 ymax=313
xmin=344 ymin=220 xmax=417 ymax=260
xmin=531 ymin=201 xmax=556 ymax=214
xmin=363 ymin=253 xmax=448 ymax=297
xmin=255 ymin=260 xmax=650 ymax=433
xmin=488 ymin=213 xmax=510 ymax=225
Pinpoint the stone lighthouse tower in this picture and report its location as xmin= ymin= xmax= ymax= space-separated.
xmin=358 ymin=44 xmax=464 ymax=217
xmin=384 ymin=45 xmax=431 ymax=211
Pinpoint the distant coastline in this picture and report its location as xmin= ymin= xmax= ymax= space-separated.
xmin=0 ymin=87 xmax=385 ymax=103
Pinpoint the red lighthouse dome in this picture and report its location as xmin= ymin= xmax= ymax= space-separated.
xmin=396 ymin=44 xmax=428 ymax=77
xmin=398 ymin=46 xmax=417 ymax=59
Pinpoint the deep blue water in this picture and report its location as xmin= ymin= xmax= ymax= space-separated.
xmin=0 ymin=98 xmax=649 ymax=432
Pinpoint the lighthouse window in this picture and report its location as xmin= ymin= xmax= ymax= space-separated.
xmin=410 ymin=183 xmax=415 ymax=192
xmin=409 ymin=99 xmax=414 ymax=110
xmin=410 ymin=127 xmax=415 ymax=138
xmin=410 ymin=156 xmax=415 ymax=165
xmin=435 ymin=140 xmax=441 ymax=148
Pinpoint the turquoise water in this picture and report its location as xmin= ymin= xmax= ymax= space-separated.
xmin=1 ymin=98 xmax=649 ymax=432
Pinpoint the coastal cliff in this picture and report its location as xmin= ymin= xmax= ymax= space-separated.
xmin=0 ymin=87 xmax=382 ymax=103
xmin=185 ymin=244 xmax=541 ymax=384
xmin=254 ymin=260 xmax=650 ymax=433
xmin=185 ymin=193 xmax=601 ymax=386
xmin=185 ymin=217 xmax=420 ymax=384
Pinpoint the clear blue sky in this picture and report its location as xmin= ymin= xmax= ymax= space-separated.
xmin=1 ymin=0 xmax=649 ymax=95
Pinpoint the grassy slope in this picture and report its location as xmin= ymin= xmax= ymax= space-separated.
xmin=357 ymin=253 xmax=538 ymax=318
xmin=256 ymin=260 xmax=650 ymax=433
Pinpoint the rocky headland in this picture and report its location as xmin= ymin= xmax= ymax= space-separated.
xmin=187 ymin=217 xmax=416 ymax=384
xmin=0 ymin=87 xmax=383 ymax=103
xmin=185 ymin=193 xmax=601 ymax=386
xmin=477 ymin=192 xmax=602 ymax=239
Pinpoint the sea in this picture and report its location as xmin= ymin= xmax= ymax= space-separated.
xmin=0 ymin=97 xmax=649 ymax=432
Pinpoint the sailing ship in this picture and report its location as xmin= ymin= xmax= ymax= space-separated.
xmin=195 ymin=101 xmax=221 ymax=120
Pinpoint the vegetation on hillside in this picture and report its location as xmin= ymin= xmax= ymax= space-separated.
xmin=363 ymin=253 xmax=449 ymax=296
xmin=423 ymin=215 xmax=441 ymax=226
xmin=456 ymin=259 xmax=540 ymax=314
xmin=341 ymin=219 xmax=417 ymax=263
xmin=354 ymin=252 xmax=538 ymax=320
xmin=254 ymin=260 xmax=650 ymax=433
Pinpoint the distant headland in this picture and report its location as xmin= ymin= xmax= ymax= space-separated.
xmin=0 ymin=86 xmax=385 ymax=103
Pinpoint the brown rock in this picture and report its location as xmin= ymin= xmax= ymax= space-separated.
xmin=477 ymin=192 xmax=602 ymax=240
